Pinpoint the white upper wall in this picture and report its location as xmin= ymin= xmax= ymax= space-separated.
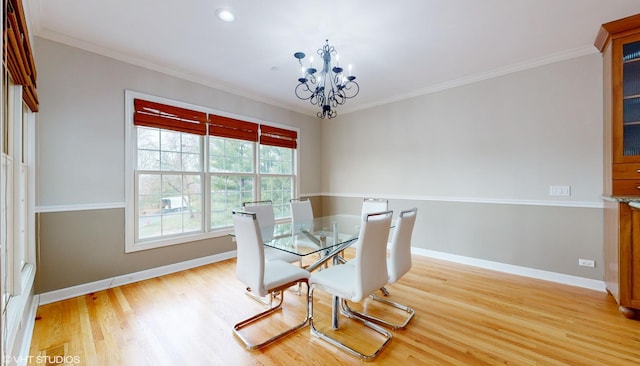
xmin=34 ymin=35 xmax=603 ymax=208
xmin=322 ymin=53 xmax=603 ymax=206
xmin=34 ymin=37 xmax=321 ymax=208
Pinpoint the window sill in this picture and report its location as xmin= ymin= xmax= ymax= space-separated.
xmin=126 ymin=229 xmax=234 ymax=253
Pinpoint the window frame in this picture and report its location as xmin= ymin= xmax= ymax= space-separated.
xmin=125 ymin=90 xmax=300 ymax=252
xmin=1 ymin=71 xmax=36 ymax=327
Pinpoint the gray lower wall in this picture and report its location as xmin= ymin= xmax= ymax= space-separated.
xmin=35 ymin=208 xmax=236 ymax=293
xmin=36 ymin=195 xmax=603 ymax=294
xmin=321 ymin=196 xmax=603 ymax=279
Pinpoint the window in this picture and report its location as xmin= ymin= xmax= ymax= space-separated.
xmin=126 ymin=91 xmax=299 ymax=252
xmin=136 ymin=127 xmax=203 ymax=241
xmin=1 ymin=67 xmax=36 ymax=331
xmin=260 ymin=144 xmax=294 ymax=218
xmin=209 ymin=136 xmax=255 ymax=229
xmin=3 ymin=1 xmax=39 ymax=360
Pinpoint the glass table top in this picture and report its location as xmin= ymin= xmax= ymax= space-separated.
xmin=261 ymin=214 xmax=363 ymax=256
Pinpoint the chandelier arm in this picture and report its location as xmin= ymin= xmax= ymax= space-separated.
xmin=295 ymin=83 xmax=315 ymax=101
xmin=342 ymin=81 xmax=360 ymax=99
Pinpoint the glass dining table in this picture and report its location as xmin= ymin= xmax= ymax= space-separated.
xmin=260 ymin=214 xmax=363 ymax=273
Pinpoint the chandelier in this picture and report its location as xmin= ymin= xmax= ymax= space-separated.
xmin=294 ymin=40 xmax=360 ymax=119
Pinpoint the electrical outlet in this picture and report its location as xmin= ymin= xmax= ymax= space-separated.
xmin=578 ymin=258 xmax=595 ymax=268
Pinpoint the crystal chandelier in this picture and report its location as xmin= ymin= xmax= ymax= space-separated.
xmin=294 ymin=40 xmax=360 ymax=119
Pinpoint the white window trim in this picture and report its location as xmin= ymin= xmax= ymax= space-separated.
xmin=124 ymin=90 xmax=300 ymax=253
xmin=2 ymin=81 xmax=37 ymax=363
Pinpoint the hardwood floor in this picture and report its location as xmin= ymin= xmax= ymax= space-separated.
xmin=29 ymin=254 xmax=640 ymax=365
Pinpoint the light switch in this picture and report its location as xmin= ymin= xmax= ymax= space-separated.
xmin=549 ymin=185 xmax=571 ymax=196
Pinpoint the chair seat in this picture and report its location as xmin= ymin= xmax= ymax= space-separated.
xmin=294 ymin=237 xmax=321 ymax=249
xmin=344 ymin=256 xmax=391 ymax=270
xmin=264 ymin=260 xmax=310 ymax=292
xmin=264 ymin=247 xmax=302 ymax=263
xmin=309 ymin=263 xmax=357 ymax=301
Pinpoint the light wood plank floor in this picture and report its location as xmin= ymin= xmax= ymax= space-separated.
xmin=29 ymin=254 xmax=640 ymax=365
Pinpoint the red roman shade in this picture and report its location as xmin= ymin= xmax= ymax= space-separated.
xmin=4 ymin=0 xmax=39 ymax=112
xmin=134 ymin=99 xmax=207 ymax=135
xmin=260 ymin=125 xmax=298 ymax=149
xmin=208 ymin=114 xmax=258 ymax=142
xmin=133 ymin=100 xmax=296 ymax=148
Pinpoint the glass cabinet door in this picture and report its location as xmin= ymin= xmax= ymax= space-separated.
xmin=623 ymin=40 xmax=640 ymax=156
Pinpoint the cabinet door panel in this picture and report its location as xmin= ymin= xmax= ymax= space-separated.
xmin=616 ymin=35 xmax=640 ymax=162
xmin=629 ymin=207 xmax=640 ymax=308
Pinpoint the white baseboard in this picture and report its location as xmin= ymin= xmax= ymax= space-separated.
xmin=412 ymin=248 xmax=607 ymax=292
xmin=37 ymin=250 xmax=237 ymax=305
xmin=37 ymin=247 xmax=606 ymax=307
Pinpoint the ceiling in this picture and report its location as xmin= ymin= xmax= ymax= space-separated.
xmin=26 ymin=0 xmax=640 ymax=119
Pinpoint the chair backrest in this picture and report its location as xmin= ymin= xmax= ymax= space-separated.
xmin=233 ymin=211 xmax=267 ymax=297
xmin=361 ymin=198 xmax=388 ymax=218
xmin=354 ymin=210 xmax=393 ymax=301
xmin=388 ymin=208 xmax=418 ymax=283
xmin=243 ymin=200 xmax=275 ymax=241
xmin=290 ymin=198 xmax=314 ymax=224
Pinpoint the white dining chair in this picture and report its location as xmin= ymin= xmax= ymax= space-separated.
xmin=242 ymin=200 xmax=305 ymax=302
xmin=345 ymin=197 xmax=390 ymax=259
xmin=344 ymin=207 xmax=418 ymax=329
xmin=361 ymin=198 xmax=388 ymax=218
xmin=290 ymin=198 xmax=314 ymax=223
xmin=231 ymin=211 xmax=310 ymax=350
xmin=308 ymin=210 xmax=393 ymax=361
xmin=242 ymin=200 xmax=303 ymax=264
xmin=289 ymin=198 xmax=322 ymax=259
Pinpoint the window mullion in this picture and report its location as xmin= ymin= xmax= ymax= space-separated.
xmin=203 ymin=135 xmax=210 ymax=233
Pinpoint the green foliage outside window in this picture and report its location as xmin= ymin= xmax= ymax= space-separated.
xmin=135 ymin=128 xmax=296 ymax=243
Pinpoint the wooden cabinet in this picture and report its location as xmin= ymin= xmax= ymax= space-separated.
xmin=604 ymin=200 xmax=640 ymax=318
xmin=629 ymin=204 xmax=640 ymax=311
xmin=597 ymin=14 xmax=640 ymax=318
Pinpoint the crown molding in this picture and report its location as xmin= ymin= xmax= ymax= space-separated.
xmin=342 ymin=45 xmax=598 ymax=115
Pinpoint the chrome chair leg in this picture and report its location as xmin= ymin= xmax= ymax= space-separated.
xmin=309 ymin=288 xmax=392 ymax=361
xmin=234 ymin=280 xmax=310 ymax=350
xmin=244 ymin=288 xmax=280 ymax=308
xmin=341 ymin=294 xmax=415 ymax=330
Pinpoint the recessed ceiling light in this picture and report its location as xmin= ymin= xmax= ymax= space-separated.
xmin=215 ymin=8 xmax=235 ymax=22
